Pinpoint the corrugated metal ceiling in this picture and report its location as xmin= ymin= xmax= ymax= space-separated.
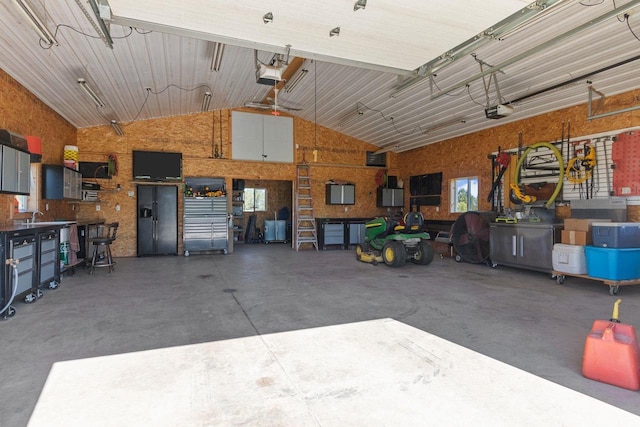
xmin=1 ymin=0 xmax=640 ymax=153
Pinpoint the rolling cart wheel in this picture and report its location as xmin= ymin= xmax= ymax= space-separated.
xmin=24 ymin=293 xmax=37 ymax=304
xmin=49 ymin=281 xmax=59 ymax=290
xmin=455 ymin=254 xmax=463 ymax=263
xmin=36 ymin=289 xmax=44 ymax=299
xmin=223 ymin=249 xmax=228 ymax=254
xmin=557 ymin=275 xmax=565 ymax=285
xmin=491 ymin=262 xmax=498 ymax=268
xmin=2 ymin=306 xmax=16 ymax=319
xmin=184 ymin=250 xmax=189 ymax=257
xmin=609 ymin=285 xmax=619 ymax=296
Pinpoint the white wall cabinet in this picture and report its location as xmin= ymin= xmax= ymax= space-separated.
xmin=231 ymin=111 xmax=293 ymax=163
xmin=0 ymin=145 xmax=30 ymax=195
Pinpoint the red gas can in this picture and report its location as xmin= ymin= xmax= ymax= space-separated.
xmin=582 ymin=299 xmax=640 ymax=391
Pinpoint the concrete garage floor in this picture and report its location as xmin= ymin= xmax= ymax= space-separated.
xmin=1 ymin=244 xmax=639 ymax=426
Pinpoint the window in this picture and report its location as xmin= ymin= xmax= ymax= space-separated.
xmin=243 ymin=188 xmax=267 ymax=212
xmin=450 ymin=177 xmax=478 ymax=213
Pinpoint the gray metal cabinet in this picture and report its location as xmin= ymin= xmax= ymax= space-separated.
xmin=322 ymin=223 xmax=344 ymax=249
xmin=326 ymin=184 xmax=355 ymax=205
xmin=348 ymin=222 xmax=366 ymax=247
xmin=38 ymin=229 xmax=60 ymax=290
xmin=231 ymin=111 xmax=293 ymax=162
xmin=1 ymin=145 xmax=30 ymax=194
xmin=377 ymin=188 xmax=404 ymax=207
xmin=9 ymin=235 xmax=38 ymax=302
xmin=42 ymin=165 xmax=81 ymax=200
xmin=183 ymin=195 xmax=228 ymax=255
xmin=490 ymin=223 xmax=562 ymax=273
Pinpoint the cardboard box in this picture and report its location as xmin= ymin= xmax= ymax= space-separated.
xmin=563 ymin=218 xmax=610 ymax=232
xmin=562 ymin=230 xmax=591 ymax=245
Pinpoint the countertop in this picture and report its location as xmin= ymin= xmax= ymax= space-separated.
xmin=0 ymin=221 xmax=75 ymax=234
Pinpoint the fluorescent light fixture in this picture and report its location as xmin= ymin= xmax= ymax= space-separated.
xmin=110 ymin=120 xmax=123 ymax=136
xmin=390 ymin=76 xmax=429 ymax=99
xmin=284 ymin=68 xmax=308 ymax=93
xmin=339 ymin=106 xmax=363 ymax=127
xmin=422 ymin=118 xmax=466 ymax=134
xmin=77 ymin=78 xmax=105 ymax=107
xmin=201 ymin=91 xmax=212 ymax=111
xmin=354 ymin=0 xmax=367 ymax=11
xmin=11 ymin=0 xmax=58 ymax=46
xmin=210 ymin=42 xmax=225 ymax=72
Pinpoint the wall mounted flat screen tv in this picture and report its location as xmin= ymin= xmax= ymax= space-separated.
xmin=132 ymin=150 xmax=182 ymax=181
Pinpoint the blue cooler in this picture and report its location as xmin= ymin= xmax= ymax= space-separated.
xmin=592 ymin=222 xmax=640 ymax=248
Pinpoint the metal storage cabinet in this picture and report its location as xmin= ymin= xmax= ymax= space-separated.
xmin=325 ymin=184 xmax=355 ymax=205
xmin=42 ymin=164 xmax=81 ymax=200
xmin=318 ymin=221 xmax=345 ymax=250
xmin=377 ymin=188 xmax=404 ymax=207
xmin=183 ymin=196 xmax=228 ymax=255
xmin=347 ymin=222 xmax=366 ymax=248
xmin=137 ymin=185 xmax=178 ymax=256
xmin=490 ymin=222 xmax=562 ymax=273
xmin=9 ymin=235 xmax=39 ymax=303
xmin=38 ymin=229 xmax=60 ymax=290
xmin=1 ymin=145 xmax=30 ymax=194
xmin=264 ymin=220 xmax=286 ymax=243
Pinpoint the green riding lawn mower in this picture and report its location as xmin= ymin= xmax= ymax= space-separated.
xmin=355 ymin=212 xmax=434 ymax=267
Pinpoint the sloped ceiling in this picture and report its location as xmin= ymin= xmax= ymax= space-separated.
xmin=1 ymin=0 xmax=640 ymax=153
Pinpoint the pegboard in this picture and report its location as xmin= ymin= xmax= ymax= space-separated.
xmin=490 ymin=126 xmax=640 ymax=209
xmin=612 ymin=131 xmax=640 ymax=196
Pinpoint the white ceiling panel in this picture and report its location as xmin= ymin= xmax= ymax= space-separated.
xmin=107 ymin=0 xmax=531 ymax=72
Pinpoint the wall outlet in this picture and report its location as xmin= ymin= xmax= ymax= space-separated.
xmin=115 ymin=203 xmax=121 ymax=212
xmin=45 ymin=203 xmax=49 ymax=211
xmin=96 ymin=204 xmax=101 ymax=211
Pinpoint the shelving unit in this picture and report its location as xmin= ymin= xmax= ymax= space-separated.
xmin=231 ymin=179 xmax=245 ymax=244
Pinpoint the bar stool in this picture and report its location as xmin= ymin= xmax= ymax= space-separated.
xmin=88 ymin=222 xmax=119 ymax=274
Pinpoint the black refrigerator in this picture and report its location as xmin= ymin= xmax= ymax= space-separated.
xmin=137 ymin=185 xmax=178 ymax=256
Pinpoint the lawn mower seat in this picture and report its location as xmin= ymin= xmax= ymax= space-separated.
xmin=394 ymin=212 xmax=424 ymax=234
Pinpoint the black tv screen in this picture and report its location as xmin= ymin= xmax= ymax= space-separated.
xmin=132 ymin=150 xmax=182 ymax=181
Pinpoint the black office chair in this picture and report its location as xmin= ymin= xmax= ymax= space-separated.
xmin=88 ymin=222 xmax=119 ymax=274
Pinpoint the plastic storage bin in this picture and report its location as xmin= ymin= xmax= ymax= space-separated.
xmin=585 ymin=246 xmax=640 ymax=280
xmin=592 ymin=222 xmax=640 ymax=248
xmin=552 ymin=243 xmax=587 ymax=274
